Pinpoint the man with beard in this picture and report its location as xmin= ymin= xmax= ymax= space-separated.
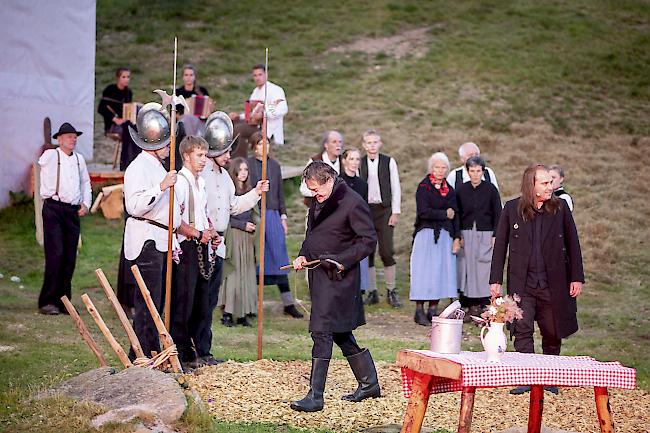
xmin=290 ymin=162 xmax=380 ymax=412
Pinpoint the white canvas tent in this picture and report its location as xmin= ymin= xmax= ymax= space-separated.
xmin=0 ymin=0 xmax=96 ymax=208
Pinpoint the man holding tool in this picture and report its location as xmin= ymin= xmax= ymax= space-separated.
xmin=290 ymin=162 xmax=380 ymax=412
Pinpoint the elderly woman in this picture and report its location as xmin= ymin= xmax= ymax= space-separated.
xmin=410 ymin=152 xmax=460 ymax=325
xmin=456 ymin=156 xmax=502 ymax=317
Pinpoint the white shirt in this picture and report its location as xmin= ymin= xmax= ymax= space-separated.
xmin=365 ymin=156 xmax=401 ymax=214
xmin=447 ymin=166 xmax=499 ymax=190
xmin=249 ymin=80 xmax=288 ymax=144
xmin=299 ymin=151 xmax=341 ymax=197
xmin=123 ymin=151 xmax=181 ymax=260
xmin=176 ymin=166 xmax=211 ymax=243
xmin=201 ymin=159 xmax=260 ymax=256
xmin=38 ymin=148 xmax=91 ymax=208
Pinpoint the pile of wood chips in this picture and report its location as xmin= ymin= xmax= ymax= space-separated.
xmin=188 ymin=360 xmax=650 ymax=433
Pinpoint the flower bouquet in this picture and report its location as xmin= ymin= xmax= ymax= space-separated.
xmin=480 ymin=295 xmax=523 ymax=361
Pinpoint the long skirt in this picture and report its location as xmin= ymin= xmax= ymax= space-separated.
xmin=458 ymin=228 xmax=493 ymax=298
xmin=218 ymin=229 xmax=258 ymax=318
xmin=409 ymin=229 xmax=457 ymax=301
xmin=260 ymin=209 xmax=290 ymax=276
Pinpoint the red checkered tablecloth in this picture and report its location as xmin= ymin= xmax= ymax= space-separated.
xmin=399 ymin=350 xmax=636 ymax=399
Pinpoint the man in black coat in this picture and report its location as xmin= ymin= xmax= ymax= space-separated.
xmin=290 ymin=162 xmax=380 ymax=412
xmin=489 ymin=164 xmax=584 ymax=394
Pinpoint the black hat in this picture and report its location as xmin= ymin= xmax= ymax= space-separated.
xmin=53 ymin=122 xmax=83 ymax=139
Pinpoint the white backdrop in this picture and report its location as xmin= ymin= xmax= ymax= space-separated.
xmin=0 ymin=0 xmax=96 ymax=208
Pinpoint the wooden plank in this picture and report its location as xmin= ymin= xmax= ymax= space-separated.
xmin=60 ymin=296 xmax=108 ymax=367
xmin=81 ymin=294 xmax=132 ymax=368
xmin=396 ymin=350 xmax=462 ymax=379
xmin=594 ymin=387 xmax=615 ymax=433
xmin=458 ymin=386 xmax=476 ymax=433
xmin=400 ymin=372 xmax=434 ymax=433
xmin=95 ymin=268 xmax=144 ymax=358
xmin=527 ymin=385 xmax=544 ymax=433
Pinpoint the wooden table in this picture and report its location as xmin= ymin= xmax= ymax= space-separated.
xmin=396 ymin=350 xmax=636 ymax=433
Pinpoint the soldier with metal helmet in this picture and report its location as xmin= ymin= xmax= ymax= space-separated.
xmin=194 ymin=112 xmax=269 ymax=366
xmin=123 ymin=103 xmax=196 ymax=359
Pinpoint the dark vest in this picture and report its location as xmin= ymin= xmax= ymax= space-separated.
xmin=360 ymin=153 xmax=392 ymax=208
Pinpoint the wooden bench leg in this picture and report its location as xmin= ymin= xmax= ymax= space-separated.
xmin=401 ymin=372 xmax=434 ymax=433
xmin=527 ymin=385 xmax=544 ymax=433
xmin=595 ymin=387 xmax=615 ymax=433
xmin=458 ymin=386 xmax=476 ymax=433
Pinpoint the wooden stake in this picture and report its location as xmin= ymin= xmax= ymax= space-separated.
xmin=131 ymin=264 xmax=183 ymax=373
xmin=81 ymin=294 xmax=132 ymax=369
xmin=60 ymin=296 xmax=108 ymax=367
xmin=95 ymin=268 xmax=144 ymax=358
xmin=164 ymin=37 xmax=179 ymax=331
xmin=256 ymin=47 xmax=269 ymax=361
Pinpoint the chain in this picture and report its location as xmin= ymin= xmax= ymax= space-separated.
xmin=196 ymin=242 xmax=216 ymax=280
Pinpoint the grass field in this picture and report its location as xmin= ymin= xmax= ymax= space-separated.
xmin=2 ymin=0 xmax=650 ymax=432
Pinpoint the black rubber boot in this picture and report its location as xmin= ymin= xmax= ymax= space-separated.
xmin=386 ymin=289 xmax=402 ymax=308
xmin=341 ymin=349 xmax=381 ymax=402
xmin=284 ymin=304 xmax=304 ymax=318
xmin=426 ymin=306 xmax=438 ymax=322
xmin=290 ymin=358 xmax=330 ymax=412
xmin=364 ymin=290 xmax=379 ymax=305
xmin=414 ymin=307 xmax=430 ymax=326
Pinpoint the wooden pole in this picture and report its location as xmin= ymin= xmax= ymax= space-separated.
xmin=131 ymin=264 xmax=183 ymax=373
xmin=256 ymin=47 xmax=269 ymax=361
xmin=60 ymin=296 xmax=108 ymax=367
xmin=164 ymin=37 xmax=178 ymax=331
xmin=95 ymin=268 xmax=144 ymax=359
xmin=594 ymin=386 xmax=615 ymax=433
xmin=81 ymin=294 xmax=132 ymax=369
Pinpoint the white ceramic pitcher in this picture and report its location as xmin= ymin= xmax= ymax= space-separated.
xmin=480 ymin=322 xmax=507 ymax=362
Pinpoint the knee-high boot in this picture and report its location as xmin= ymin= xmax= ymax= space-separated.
xmin=290 ymin=358 xmax=330 ymax=412
xmin=341 ymin=349 xmax=381 ymax=402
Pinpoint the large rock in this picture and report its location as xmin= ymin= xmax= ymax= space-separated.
xmin=37 ymin=367 xmax=187 ymax=424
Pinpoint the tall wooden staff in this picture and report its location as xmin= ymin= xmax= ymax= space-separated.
xmin=164 ymin=37 xmax=178 ymax=330
xmin=257 ymin=48 xmax=269 ymax=360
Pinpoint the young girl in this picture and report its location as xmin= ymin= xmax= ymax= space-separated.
xmin=217 ymin=157 xmax=258 ymax=327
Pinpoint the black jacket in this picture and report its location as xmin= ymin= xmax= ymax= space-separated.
xmin=456 ymin=181 xmax=502 ymax=234
xmin=299 ymin=179 xmax=377 ymax=333
xmin=413 ymin=176 xmax=459 ymax=242
xmin=489 ymin=197 xmax=585 ymax=338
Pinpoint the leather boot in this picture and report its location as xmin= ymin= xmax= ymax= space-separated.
xmin=364 ymin=290 xmax=379 ymax=305
xmin=414 ymin=307 xmax=430 ymax=326
xmin=290 ymin=358 xmax=330 ymax=412
xmin=426 ymin=306 xmax=438 ymax=322
xmin=341 ymin=349 xmax=381 ymax=402
xmin=386 ymin=289 xmax=401 ymax=308
xmin=284 ymin=304 xmax=304 ymax=318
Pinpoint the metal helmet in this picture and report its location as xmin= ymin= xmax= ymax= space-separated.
xmin=128 ymin=102 xmax=173 ymax=151
xmin=203 ymin=111 xmax=234 ymax=157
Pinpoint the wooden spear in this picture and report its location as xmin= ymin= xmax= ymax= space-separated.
xmin=256 ymin=48 xmax=269 ymax=360
xmin=164 ymin=37 xmax=178 ymax=331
